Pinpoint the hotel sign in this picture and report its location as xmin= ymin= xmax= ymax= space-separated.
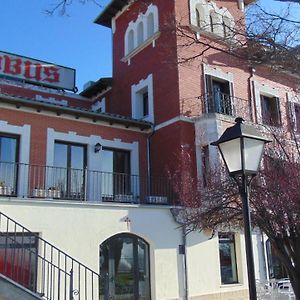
xmin=0 ymin=51 xmax=76 ymax=91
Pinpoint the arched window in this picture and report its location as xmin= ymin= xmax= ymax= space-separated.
xmin=266 ymin=239 xmax=287 ymax=279
xmin=209 ymin=14 xmax=214 ymax=32
xmin=147 ymin=12 xmax=155 ymax=37
xmin=100 ymin=233 xmax=150 ymax=299
xmin=222 ymin=16 xmax=231 ymax=38
xmin=137 ymin=22 xmax=144 ymax=45
xmin=127 ymin=29 xmax=134 ymax=54
xmin=209 ymin=13 xmax=215 ymax=32
xmin=196 ymin=8 xmax=201 ymax=28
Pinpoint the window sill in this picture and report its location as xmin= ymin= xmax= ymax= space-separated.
xmin=190 ymin=25 xmax=237 ymax=46
xmin=220 ymin=283 xmax=243 ymax=288
xmin=122 ymin=31 xmax=160 ymax=64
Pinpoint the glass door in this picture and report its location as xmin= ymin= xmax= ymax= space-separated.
xmin=53 ymin=142 xmax=86 ymax=199
xmin=100 ymin=234 xmax=150 ymax=300
xmin=0 ymin=135 xmax=18 ymax=196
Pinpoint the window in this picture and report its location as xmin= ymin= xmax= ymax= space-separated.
xmin=0 ymin=233 xmax=38 ymax=291
xmin=196 ymin=8 xmax=201 ymax=27
xmin=261 ymin=95 xmax=281 ymax=126
xmin=219 ymin=233 xmax=238 ymax=284
xmin=100 ymin=233 xmax=150 ymax=300
xmin=128 ymin=30 xmax=135 ymax=54
xmin=134 ymin=88 xmax=149 ymax=119
xmin=209 ymin=13 xmax=215 ymax=32
xmin=132 ymin=74 xmax=154 ymax=122
xmin=101 ymin=148 xmax=131 ymax=200
xmin=294 ymin=103 xmax=300 ymax=132
xmin=205 ymin=75 xmax=233 ymax=115
xmin=53 ymin=142 xmax=86 ymax=200
xmin=222 ymin=16 xmax=231 ymax=38
xmin=266 ymin=239 xmax=287 ymax=279
xmin=141 ymin=90 xmax=149 ymax=117
xmin=190 ymin=0 xmax=235 ymax=40
xmin=124 ymin=5 xmax=159 ymax=57
xmin=137 ymin=22 xmax=144 ymax=45
xmin=0 ymin=134 xmax=19 ymax=196
xmin=147 ymin=13 xmax=155 ymax=37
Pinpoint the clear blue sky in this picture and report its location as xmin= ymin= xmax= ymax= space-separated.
xmin=0 ymin=0 xmax=298 ymax=92
xmin=0 ymin=0 xmax=111 ymax=92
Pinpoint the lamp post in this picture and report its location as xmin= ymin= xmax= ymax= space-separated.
xmin=211 ymin=117 xmax=271 ymax=300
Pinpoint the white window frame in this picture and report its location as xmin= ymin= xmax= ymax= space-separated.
xmin=124 ymin=4 xmax=159 ymax=60
xmin=131 ymin=74 xmax=154 ymax=123
xmin=190 ymin=0 xmax=235 ymax=39
xmin=46 ymin=128 xmax=139 ymax=201
xmin=0 ymin=121 xmax=31 ymax=197
xmin=253 ymin=82 xmax=280 ymax=124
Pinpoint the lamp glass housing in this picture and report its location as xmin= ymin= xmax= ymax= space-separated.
xmin=218 ymin=138 xmax=241 ymax=174
xmin=219 ymin=137 xmax=265 ymax=175
xmin=243 ymin=137 xmax=265 ymax=173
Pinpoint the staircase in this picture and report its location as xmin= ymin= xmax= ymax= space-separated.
xmin=0 ymin=273 xmax=43 ymax=300
xmin=0 ymin=212 xmax=101 ymax=300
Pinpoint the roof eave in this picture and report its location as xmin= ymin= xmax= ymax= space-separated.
xmin=94 ymin=0 xmax=130 ymax=28
xmin=0 ymin=93 xmax=152 ymax=131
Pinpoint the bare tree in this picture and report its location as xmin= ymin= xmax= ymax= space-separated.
xmin=45 ymin=0 xmax=102 ymax=15
xmin=170 ymin=126 xmax=300 ymax=298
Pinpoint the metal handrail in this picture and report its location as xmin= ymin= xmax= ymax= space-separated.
xmin=201 ymin=92 xmax=235 ymax=116
xmin=0 ymin=211 xmax=100 ymax=299
xmin=0 ymin=161 xmax=175 ymax=205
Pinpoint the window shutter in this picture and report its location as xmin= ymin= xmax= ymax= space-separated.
xmin=288 ymin=101 xmax=296 ymax=131
xmin=205 ymin=74 xmax=213 ymax=95
xmin=204 ymin=75 xmax=213 ymax=113
xmin=274 ymin=97 xmax=281 ymax=126
xmin=260 ymin=95 xmax=266 ymax=123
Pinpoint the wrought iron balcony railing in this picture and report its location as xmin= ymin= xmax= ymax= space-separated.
xmin=202 ymin=92 xmax=234 ymax=116
xmin=0 ymin=162 xmax=175 ymax=205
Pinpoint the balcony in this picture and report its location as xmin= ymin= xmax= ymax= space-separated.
xmin=202 ymin=92 xmax=234 ymax=116
xmin=0 ymin=162 xmax=174 ymax=205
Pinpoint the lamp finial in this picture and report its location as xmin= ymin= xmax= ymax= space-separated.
xmin=235 ymin=117 xmax=244 ymax=124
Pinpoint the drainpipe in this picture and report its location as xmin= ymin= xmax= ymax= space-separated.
xmin=170 ymin=208 xmax=189 ymax=300
xmin=248 ymin=67 xmax=255 ymax=122
xmin=260 ymin=229 xmax=269 ymax=281
xmin=182 ymin=226 xmax=189 ymax=300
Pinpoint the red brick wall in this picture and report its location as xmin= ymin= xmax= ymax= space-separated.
xmin=109 ymin=0 xmax=181 ymax=124
xmin=0 ymin=107 xmax=148 ymax=177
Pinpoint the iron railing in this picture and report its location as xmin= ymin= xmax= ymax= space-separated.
xmin=202 ymin=92 xmax=234 ymax=116
xmin=0 ymin=162 xmax=174 ymax=205
xmin=0 ymin=211 xmax=101 ymax=299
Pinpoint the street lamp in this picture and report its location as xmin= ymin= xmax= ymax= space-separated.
xmin=211 ymin=117 xmax=271 ymax=300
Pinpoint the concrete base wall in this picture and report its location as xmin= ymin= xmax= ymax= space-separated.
xmin=0 ymin=274 xmax=42 ymax=300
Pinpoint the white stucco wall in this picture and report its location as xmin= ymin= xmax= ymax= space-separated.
xmin=0 ymin=199 xmax=265 ymax=300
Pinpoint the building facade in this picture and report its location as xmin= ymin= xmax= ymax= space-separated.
xmin=0 ymin=0 xmax=297 ymax=299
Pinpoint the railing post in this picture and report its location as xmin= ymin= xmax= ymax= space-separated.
xmin=84 ymin=167 xmax=88 ymax=201
xmin=69 ymin=268 xmax=74 ymax=300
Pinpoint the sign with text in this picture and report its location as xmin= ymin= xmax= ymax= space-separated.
xmin=0 ymin=51 xmax=76 ymax=91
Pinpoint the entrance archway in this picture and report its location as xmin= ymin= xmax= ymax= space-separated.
xmin=100 ymin=233 xmax=150 ymax=300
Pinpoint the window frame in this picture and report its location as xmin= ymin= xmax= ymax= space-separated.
xmin=204 ymin=74 xmax=234 ymax=116
xmin=218 ymin=232 xmax=239 ymax=285
xmin=260 ymin=94 xmax=281 ymax=127
xmin=99 ymin=233 xmax=151 ymax=300
xmin=0 ymin=133 xmax=20 ymax=196
xmin=53 ymin=141 xmax=87 ymax=199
